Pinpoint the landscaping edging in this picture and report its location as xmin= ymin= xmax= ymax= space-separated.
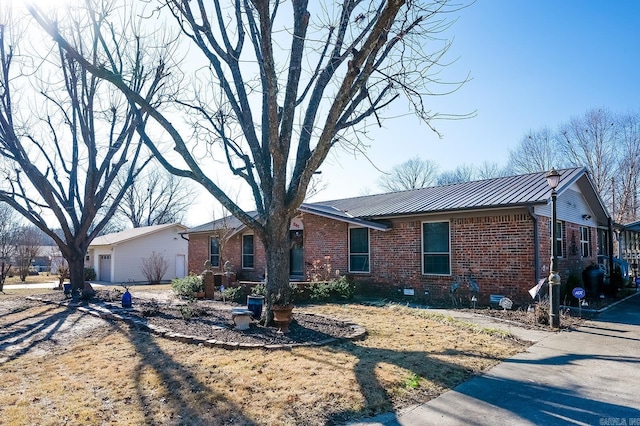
xmin=26 ymin=296 xmax=367 ymax=350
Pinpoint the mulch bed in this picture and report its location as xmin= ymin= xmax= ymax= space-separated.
xmin=31 ymin=290 xmax=363 ymax=346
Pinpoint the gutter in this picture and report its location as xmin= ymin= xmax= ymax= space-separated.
xmin=527 ymin=205 xmax=540 ymax=283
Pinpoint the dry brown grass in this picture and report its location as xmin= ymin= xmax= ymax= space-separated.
xmin=0 ymin=294 xmax=530 ymax=425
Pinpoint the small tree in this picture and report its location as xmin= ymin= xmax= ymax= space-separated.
xmin=140 ymin=251 xmax=169 ymax=284
xmin=15 ymin=226 xmax=41 ymax=282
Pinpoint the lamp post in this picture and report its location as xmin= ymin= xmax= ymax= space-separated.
xmin=547 ymin=168 xmax=561 ymax=328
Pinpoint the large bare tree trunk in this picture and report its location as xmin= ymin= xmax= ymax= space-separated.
xmin=68 ymin=254 xmax=86 ymax=300
xmin=262 ymin=215 xmax=293 ymax=323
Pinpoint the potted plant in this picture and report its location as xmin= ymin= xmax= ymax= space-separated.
xmin=270 ymin=282 xmax=298 ymax=333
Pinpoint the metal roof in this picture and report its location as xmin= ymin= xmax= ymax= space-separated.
xmin=90 ymin=223 xmax=187 ymax=246
xmin=304 ymin=167 xmax=595 ymax=219
xmin=187 ymin=167 xmax=610 ymax=232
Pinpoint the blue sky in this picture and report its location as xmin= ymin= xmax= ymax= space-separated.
xmin=306 ymin=0 xmax=640 ymax=204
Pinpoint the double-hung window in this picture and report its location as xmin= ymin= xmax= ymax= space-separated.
xmin=349 ymin=227 xmax=370 ymax=273
xmin=551 ymin=220 xmax=565 ymax=258
xmin=580 ymin=226 xmax=591 ymax=258
xmin=242 ymin=234 xmax=254 ymax=269
xmin=210 ymin=237 xmax=220 ymax=267
xmin=422 ymin=221 xmax=450 ymax=275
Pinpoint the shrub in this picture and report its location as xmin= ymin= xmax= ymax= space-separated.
xmin=171 ymin=274 xmax=203 ymax=298
xmin=222 ymin=286 xmax=247 ymax=303
xmin=251 ymin=283 xmax=266 ymax=296
xmin=309 ymin=282 xmax=332 ymax=301
xmin=140 ymin=252 xmax=169 ymax=284
xmin=84 ymin=267 xmax=97 ymax=281
xmin=179 ymin=299 xmax=207 ymax=320
xmin=309 ymin=276 xmax=355 ymax=302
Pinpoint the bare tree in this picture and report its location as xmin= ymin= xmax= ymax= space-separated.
xmin=506 ymin=108 xmax=640 ymax=222
xmin=378 ymin=156 xmax=439 ymax=192
xmin=611 ymin=111 xmax=640 ymax=223
xmin=475 ymin=161 xmax=509 ymax=180
xmin=0 ymin=203 xmax=19 ymax=291
xmin=436 ymin=164 xmax=476 ymax=185
xmin=507 ymin=127 xmax=564 ymax=174
xmin=0 ymin=6 xmax=163 ymax=295
xmin=15 ymin=226 xmax=41 ymax=282
xmin=30 ymin=1 xmax=469 ymax=314
xmin=558 ymin=108 xmax=618 ymax=207
xmin=114 ymin=168 xmax=197 ymax=228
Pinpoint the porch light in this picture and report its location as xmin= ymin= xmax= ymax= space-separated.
xmin=546 ymin=168 xmax=561 ymax=190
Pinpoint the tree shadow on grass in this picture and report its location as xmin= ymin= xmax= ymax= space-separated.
xmin=323 ymin=341 xmax=640 ymax=425
xmin=0 ymin=304 xmax=81 ymax=364
xmin=321 ymin=341 xmax=496 ymax=425
xmin=110 ymin=320 xmax=257 ymax=425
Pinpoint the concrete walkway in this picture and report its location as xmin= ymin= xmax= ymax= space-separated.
xmin=349 ymin=293 xmax=640 ymax=426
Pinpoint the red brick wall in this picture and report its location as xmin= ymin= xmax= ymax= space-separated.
xmin=539 ymin=218 xmax=598 ymax=283
xmin=188 ymin=232 xmax=265 ymax=281
xmin=188 ymin=211 xmax=600 ymax=305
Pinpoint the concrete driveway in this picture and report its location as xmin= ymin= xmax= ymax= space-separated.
xmin=349 ymin=292 xmax=640 ymax=425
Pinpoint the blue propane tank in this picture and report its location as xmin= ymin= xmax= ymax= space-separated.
xmin=122 ymin=287 xmax=132 ymax=308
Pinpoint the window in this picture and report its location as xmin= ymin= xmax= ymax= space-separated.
xmin=580 ymin=226 xmax=591 ymax=258
xmin=349 ymin=227 xmax=370 ymax=273
xmin=242 ymin=234 xmax=254 ymax=269
xmin=422 ymin=222 xmax=450 ymax=275
xmin=210 ymin=237 xmax=220 ymax=267
xmin=551 ymin=220 xmax=565 ymax=258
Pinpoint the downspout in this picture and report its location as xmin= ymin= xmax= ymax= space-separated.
xmin=608 ymin=217 xmax=614 ymax=274
xmin=527 ymin=205 xmax=540 ymax=283
xmin=179 ymin=232 xmax=189 ymax=242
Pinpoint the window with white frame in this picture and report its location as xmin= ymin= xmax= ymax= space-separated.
xmin=242 ymin=234 xmax=254 ymax=269
xmin=349 ymin=227 xmax=370 ymax=273
xmin=210 ymin=236 xmax=220 ymax=267
xmin=422 ymin=221 xmax=450 ymax=275
xmin=580 ymin=226 xmax=591 ymax=257
xmin=549 ymin=220 xmax=565 ymax=258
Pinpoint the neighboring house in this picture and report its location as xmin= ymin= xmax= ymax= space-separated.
xmin=187 ymin=167 xmax=611 ymax=304
xmin=88 ymin=223 xmax=188 ymax=283
xmin=614 ymin=220 xmax=640 ymax=277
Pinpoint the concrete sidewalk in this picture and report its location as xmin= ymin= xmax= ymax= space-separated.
xmin=349 ymin=293 xmax=640 ymax=425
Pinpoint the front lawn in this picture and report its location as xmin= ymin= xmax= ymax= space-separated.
xmin=0 ymin=291 xmax=530 ymax=425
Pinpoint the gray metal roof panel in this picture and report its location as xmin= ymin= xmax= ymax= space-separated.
xmin=306 ymin=167 xmax=588 ymax=219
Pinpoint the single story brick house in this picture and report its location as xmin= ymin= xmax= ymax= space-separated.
xmin=187 ymin=167 xmax=611 ymax=304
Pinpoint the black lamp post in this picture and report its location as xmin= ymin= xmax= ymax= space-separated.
xmin=546 ymin=168 xmax=561 ymax=328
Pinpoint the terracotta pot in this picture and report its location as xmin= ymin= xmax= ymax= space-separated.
xmin=271 ymin=304 xmax=294 ymax=333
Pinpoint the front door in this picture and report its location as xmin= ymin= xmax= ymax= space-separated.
xmin=289 ymin=230 xmax=304 ymax=277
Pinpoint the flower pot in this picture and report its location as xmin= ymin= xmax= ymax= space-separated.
xmin=272 ymin=304 xmax=294 ymax=333
xmin=247 ymin=295 xmax=265 ymax=320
